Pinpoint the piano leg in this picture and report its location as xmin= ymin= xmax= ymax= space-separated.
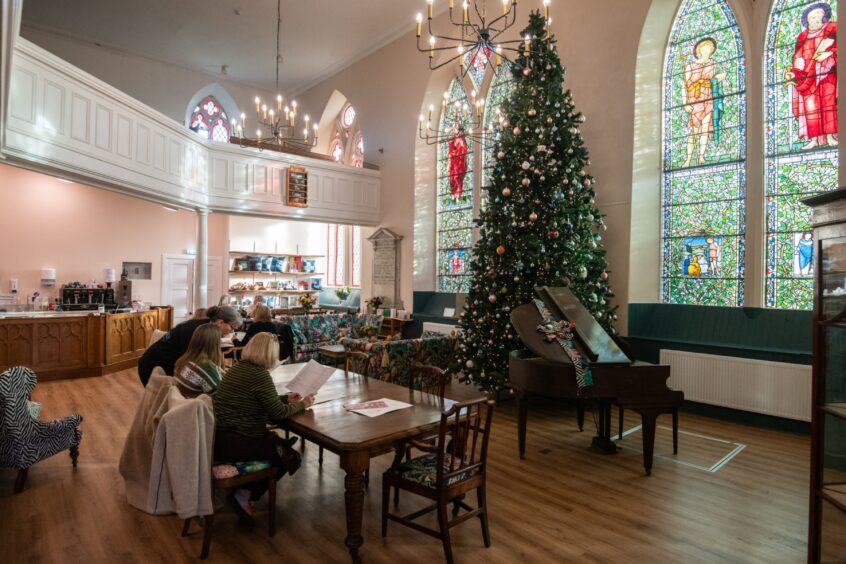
xmin=637 ymin=409 xmax=660 ymax=476
xmin=575 ymin=398 xmax=585 ymax=432
xmin=590 ymin=401 xmax=618 ymax=454
xmin=516 ymin=389 xmax=528 ymax=460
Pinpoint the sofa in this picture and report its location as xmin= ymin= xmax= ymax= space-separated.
xmin=283 ymin=312 xmax=382 ymax=363
xmin=341 ymin=333 xmax=458 ymax=386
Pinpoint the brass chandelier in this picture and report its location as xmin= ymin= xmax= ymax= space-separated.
xmin=233 ymin=0 xmax=318 ymax=149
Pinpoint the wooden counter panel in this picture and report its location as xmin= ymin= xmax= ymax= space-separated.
xmin=0 ymin=307 xmax=171 ymax=380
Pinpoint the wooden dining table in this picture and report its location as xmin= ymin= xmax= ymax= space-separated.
xmin=271 ymin=364 xmax=487 ymax=563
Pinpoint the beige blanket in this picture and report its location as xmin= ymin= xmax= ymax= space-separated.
xmin=119 ymin=370 xmax=173 ymax=510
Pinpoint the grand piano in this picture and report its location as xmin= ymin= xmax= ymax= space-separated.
xmin=509 ymin=286 xmax=684 ymax=475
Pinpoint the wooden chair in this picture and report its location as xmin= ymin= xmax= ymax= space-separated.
xmin=409 ymin=362 xmax=450 ymax=398
xmin=181 ymin=453 xmax=278 ymax=559
xmin=382 ymin=398 xmax=495 ymax=564
xmin=345 ymin=350 xmax=372 ymax=377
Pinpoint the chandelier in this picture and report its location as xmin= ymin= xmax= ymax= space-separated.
xmin=415 ymin=0 xmax=551 ymax=146
xmin=232 ymin=0 xmax=318 ymax=150
xmin=415 ymin=0 xmax=551 ymax=75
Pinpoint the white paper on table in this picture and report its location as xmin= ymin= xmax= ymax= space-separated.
xmin=344 ymin=397 xmax=413 ymax=418
xmin=233 ymin=331 xmax=246 ymax=341
xmin=283 ymin=360 xmax=335 ymax=397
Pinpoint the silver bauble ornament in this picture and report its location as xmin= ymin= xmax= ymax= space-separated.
xmin=521 ymin=161 xmax=530 ymax=170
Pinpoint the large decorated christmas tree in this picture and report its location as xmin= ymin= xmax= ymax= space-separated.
xmin=455 ymin=11 xmax=617 ymax=393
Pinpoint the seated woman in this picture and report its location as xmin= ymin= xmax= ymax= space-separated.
xmin=173 ymin=324 xmax=224 ymax=398
xmin=233 ymin=304 xmax=276 ymax=347
xmin=137 ymin=305 xmax=241 ymax=386
xmin=247 ymin=295 xmax=266 ymax=319
xmin=213 ymin=332 xmax=315 ymax=522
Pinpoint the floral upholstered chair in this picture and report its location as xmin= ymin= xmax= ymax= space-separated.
xmin=0 ymin=366 xmax=83 ymax=493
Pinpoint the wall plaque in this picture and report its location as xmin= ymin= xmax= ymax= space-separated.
xmin=285 ymin=165 xmax=308 ymax=208
xmin=368 ymin=227 xmax=403 ymax=308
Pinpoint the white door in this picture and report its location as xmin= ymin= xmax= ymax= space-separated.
xmin=162 ymin=254 xmax=195 ymax=324
xmin=207 ymin=256 xmax=223 ymax=308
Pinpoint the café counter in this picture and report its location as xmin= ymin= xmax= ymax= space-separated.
xmin=0 ymin=307 xmax=173 ymax=380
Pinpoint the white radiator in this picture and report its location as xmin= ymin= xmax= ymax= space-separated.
xmin=660 ymin=349 xmax=812 ymax=422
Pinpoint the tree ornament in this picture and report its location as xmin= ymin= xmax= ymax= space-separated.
xmin=521 ymin=178 xmax=530 ymax=186
xmin=549 ymin=230 xmax=559 ymax=237
xmin=529 ymin=212 xmax=538 ymax=222
xmin=547 ymin=117 xmax=553 ymax=124
xmin=513 ymin=127 xmax=521 ymax=135
xmin=488 ymin=294 xmax=497 ymax=303
xmin=466 ymin=360 xmax=475 ymax=369
xmin=502 ymin=187 xmax=511 ymax=197
xmin=528 ymin=108 xmax=537 ymax=116
xmin=600 ymin=271 xmax=609 ymax=280
xmin=497 ymin=151 xmax=505 ymax=159
xmin=579 ymin=266 xmax=588 ymax=279
xmin=521 ymin=161 xmax=530 ymax=170
xmin=523 ymin=67 xmax=531 ymax=76
xmin=496 ymin=245 xmax=506 ymax=255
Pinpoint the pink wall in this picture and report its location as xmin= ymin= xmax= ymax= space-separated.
xmin=0 ymin=163 xmax=226 ymax=305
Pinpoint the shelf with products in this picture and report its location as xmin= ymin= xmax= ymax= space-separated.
xmin=228 ymin=289 xmax=316 ymax=295
xmin=229 ymin=251 xmax=323 ymax=258
xmin=229 ymin=271 xmax=325 ymax=276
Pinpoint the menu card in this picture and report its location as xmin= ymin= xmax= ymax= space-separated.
xmin=344 ymin=398 xmax=413 ymax=418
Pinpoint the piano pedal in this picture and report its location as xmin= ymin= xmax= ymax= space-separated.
xmin=591 ymin=436 xmax=619 ymax=454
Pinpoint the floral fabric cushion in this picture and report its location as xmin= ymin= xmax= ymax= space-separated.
xmin=397 ymin=453 xmax=479 ymax=488
xmin=419 ymin=336 xmax=456 ymax=368
xmin=212 ymin=460 xmax=272 ymax=480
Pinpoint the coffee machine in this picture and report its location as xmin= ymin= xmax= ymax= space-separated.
xmin=61 ymin=286 xmax=116 ymax=311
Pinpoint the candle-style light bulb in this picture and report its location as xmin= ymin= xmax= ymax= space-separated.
xmin=427 ymin=0 xmax=434 ymax=19
xmin=502 ymin=0 xmax=509 ymax=14
xmin=543 ymin=0 xmax=550 ymax=20
xmin=303 ymin=127 xmax=308 ymax=140
xmin=524 ymin=34 xmax=531 ymax=56
xmin=449 ymin=0 xmax=454 ymax=9
xmin=254 ymin=97 xmax=260 ymax=112
xmin=428 ymin=104 xmax=434 ymax=121
xmin=276 ymin=94 xmax=282 ymax=110
xmin=262 ymin=104 xmax=267 ymax=120
xmin=416 ymin=13 xmax=422 ymax=37
xmin=269 ymin=109 xmax=275 ymax=118
xmin=463 ymin=1 xmax=469 ymax=22
xmin=256 ymin=129 xmax=262 ymax=138
xmin=429 ymin=35 xmax=435 ymax=59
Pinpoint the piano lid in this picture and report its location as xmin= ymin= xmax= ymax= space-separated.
xmin=509 ymin=286 xmax=631 ymax=365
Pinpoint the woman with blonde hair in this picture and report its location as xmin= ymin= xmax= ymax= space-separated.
xmin=233 ymin=304 xmax=276 ymax=348
xmin=172 ymin=324 xmax=224 ymax=398
xmin=213 ymin=332 xmax=315 ymax=522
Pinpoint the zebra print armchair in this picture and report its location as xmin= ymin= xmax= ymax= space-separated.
xmin=0 ymin=366 xmax=83 ymax=493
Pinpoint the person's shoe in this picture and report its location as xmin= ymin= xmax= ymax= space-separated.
xmin=226 ymin=493 xmax=256 ymax=528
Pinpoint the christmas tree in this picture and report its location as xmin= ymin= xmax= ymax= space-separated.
xmin=455 ymin=11 xmax=617 ymax=393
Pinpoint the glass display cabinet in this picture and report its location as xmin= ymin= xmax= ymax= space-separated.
xmin=806 ymin=187 xmax=846 ymax=563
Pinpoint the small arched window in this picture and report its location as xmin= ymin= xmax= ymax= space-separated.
xmin=189 ymin=96 xmax=231 ymax=143
xmin=329 ymin=103 xmax=365 ymax=167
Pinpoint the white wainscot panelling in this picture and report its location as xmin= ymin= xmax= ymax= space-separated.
xmin=4 ymin=39 xmax=380 ymax=224
xmin=42 ymin=79 xmax=64 ymax=135
xmin=70 ymin=93 xmax=89 ymax=143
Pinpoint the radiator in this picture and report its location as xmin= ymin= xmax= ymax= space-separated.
xmin=659 ymin=349 xmax=812 ymax=422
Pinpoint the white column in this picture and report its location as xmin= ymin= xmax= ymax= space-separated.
xmin=196 ymin=209 xmax=208 ymax=309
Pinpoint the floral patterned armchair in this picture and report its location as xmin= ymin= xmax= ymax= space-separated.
xmin=0 ymin=366 xmax=83 ymax=493
xmin=341 ymin=334 xmax=457 ymax=386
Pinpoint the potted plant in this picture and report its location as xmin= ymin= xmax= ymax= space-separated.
xmin=299 ymin=293 xmax=317 ymax=313
xmin=365 ymin=296 xmax=383 ymax=314
xmin=335 ymin=286 xmax=351 ymax=301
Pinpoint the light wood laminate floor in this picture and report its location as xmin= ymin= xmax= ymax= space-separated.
xmin=0 ymin=369 xmax=810 ymax=563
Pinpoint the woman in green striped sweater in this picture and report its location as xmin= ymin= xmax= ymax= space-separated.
xmin=213 ymin=332 xmax=315 ymax=521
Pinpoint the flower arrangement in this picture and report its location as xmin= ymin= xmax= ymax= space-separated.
xmin=365 ymin=296 xmax=384 ymax=313
xmin=335 ymin=286 xmax=351 ymax=301
xmin=298 ymin=293 xmax=317 ymax=313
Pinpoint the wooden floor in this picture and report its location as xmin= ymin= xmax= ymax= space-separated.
xmin=0 ymin=368 xmax=811 ymax=563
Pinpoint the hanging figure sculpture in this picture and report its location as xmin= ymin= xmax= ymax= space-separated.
xmin=682 ymin=37 xmax=726 ymax=167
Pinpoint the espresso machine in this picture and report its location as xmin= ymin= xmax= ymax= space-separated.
xmin=61 ymin=286 xmax=117 ymax=311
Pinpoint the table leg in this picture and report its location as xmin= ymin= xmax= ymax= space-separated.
xmin=340 ymin=450 xmax=369 ymax=563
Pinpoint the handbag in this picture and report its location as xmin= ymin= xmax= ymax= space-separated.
xmin=274 ymin=436 xmax=302 ymax=476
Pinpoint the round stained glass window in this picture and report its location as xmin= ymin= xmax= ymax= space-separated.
xmin=342 ymin=105 xmax=356 ymax=129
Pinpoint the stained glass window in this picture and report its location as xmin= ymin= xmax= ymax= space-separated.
xmin=481 ymin=64 xmax=512 ymax=190
xmin=351 ymin=225 xmax=362 ymax=288
xmin=436 ymin=78 xmax=475 ymax=293
xmin=661 ymin=0 xmax=746 ymax=306
xmin=327 ymin=224 xmax=347 ymax=287
xmin=331 ymin=136 xmax=344 ymax=163
xmin=464 ymin=46 xmax=491 ymax=91
xmin=765 ymin=0 xmax=838 ymax=309
xmin=188 ymin=96 xmax=230 ymax=142
xmin=342 ymin=104 xmax=356 ymax=129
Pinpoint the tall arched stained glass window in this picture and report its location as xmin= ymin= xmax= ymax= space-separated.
xmin=436 ymin=79 xmax=475 ymax=293
xmin=481 ymin=64 xmax=512 ymax=190
xmin=661 ymin=0 xmax=746 ymax=306
xmin=765 ymin=0 xmax=838 ymax=309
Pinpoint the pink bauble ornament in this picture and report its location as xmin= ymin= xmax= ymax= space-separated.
xmin=488 ymin=294 xmax=497 ymax=303
xmin=600 ymin=271 xmax=608 ymax=280
xmin=513 ymin=127 xmax=521 ymax=135
xmin=523 ymin=67 xmax=531 ymax=76
xmin=502 ymin=187 xmax=511 ymax=197
xmin=521 ymin=178 xmax=530 ymax=186
xmin=529 ymin=212 xmax=538 ymax=222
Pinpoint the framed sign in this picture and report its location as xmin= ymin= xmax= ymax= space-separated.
xmin=122 ymin=261 xmax=152 ymax=280
xmin=286 ymin=166 xmax=308 ymax=208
